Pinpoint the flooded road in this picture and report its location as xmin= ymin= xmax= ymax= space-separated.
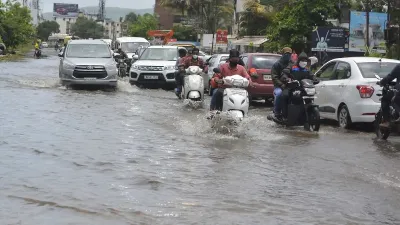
xmin=1 ymin=49 xmax=400 ymax=225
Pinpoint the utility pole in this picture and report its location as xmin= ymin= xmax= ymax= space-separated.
xmin=366 ymin=0 xmax=370 ymax=52
xmin=211 ymin=0 xmax=217 ymax=54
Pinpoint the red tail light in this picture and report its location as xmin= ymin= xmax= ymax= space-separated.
xmin=356 ymin=85 xmax=374 ymax=98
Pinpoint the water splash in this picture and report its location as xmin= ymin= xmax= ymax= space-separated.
xmin=182 ymin=99 xmax=204 ymax=109
xmin=16 ymin=78 xmax=61 ymax=89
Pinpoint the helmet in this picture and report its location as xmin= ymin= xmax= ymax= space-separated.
xmin=298 ymin=52 xmax=308 ymax=61
xmin=229 ymin=49 xmax=240 ymax=58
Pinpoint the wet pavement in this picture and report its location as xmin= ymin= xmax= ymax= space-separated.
xmin=0 ymin=49 xmax=400 ymax=225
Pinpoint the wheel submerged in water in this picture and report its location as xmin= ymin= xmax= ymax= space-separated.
xmin=304 ymin=107 xmax=320 ymax=132
xmin=374 ymin=112 xmax=390 ymax=140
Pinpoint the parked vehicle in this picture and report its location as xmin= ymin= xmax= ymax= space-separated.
xmin=374 ymin=74 xmax=398 ymax=140
xmin=205 ymin=54 xmax=229 ymax=95
xmin=314 ymin=57 xmax=400 ymax=128
xmin=239 ymin=53 xmax=281 ymax=103
xmin=129 ymin=45 xmax=178 ymax=89
xmin=199 ymin=50 xmax=211 ymax=62
xmin=41 ymin=42 xmax=49 ymax=48
xmin=268 ymin=78 xmax=320 ymax=132
xmin=58 ymin=39 xmax=118 ymax=88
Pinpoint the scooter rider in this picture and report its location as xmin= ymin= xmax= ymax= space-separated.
xmin=210 ymin=49 xmax=253 ymax=111
xmin=175 ymin=48 xmax=188 ymax=97
xmin=377 ymin=64 xmax=400 ymax=128
xmin=184 ymin=47 xmax=204 ymax=69
xmin=280 ymin=52 xmax=315 ymax=119
xmin=116 ymin=47 xmax=128 ymax=59
xmin=271 ymin=47 xmax=293 ymax=120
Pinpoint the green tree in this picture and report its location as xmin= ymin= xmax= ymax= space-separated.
xmin=240 ymin=0 xmax=274 ymax=36
xmin=172 ymin=25 xmax=197 ymax=41
xmin=265 ymin=0 xmax=344 ymax=52
xmin=71 ymin=17 xmax=104 ymax=39
xmin=128 ymin=13 xmax=158 ymax=38
xmin=124 ymin=12 xmax=138 ymax=23
xmin=36 ymin=21 xmax=60 ymax=41
xmin=0 ymin=0 xmax=35 ymax=50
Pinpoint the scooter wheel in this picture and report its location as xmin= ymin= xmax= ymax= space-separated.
xmin=375 ymin=112 xmax=390 ymax=140
xmin=304 ymin=107 xmax=320 ymax=132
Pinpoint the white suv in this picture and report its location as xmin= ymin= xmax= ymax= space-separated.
xmin=129 ymin=46 xmax=178 ymax=89
xmin=314 ymin=57 xmax=400 ymax=128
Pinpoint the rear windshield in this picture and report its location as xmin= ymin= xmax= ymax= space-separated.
xmin=220 ymin=56 xmax=228 ymax=62
xmin=251 ymin=55 xmax=280 ymax=69
xmin=357 ymin=62 xmax=400 ymax=78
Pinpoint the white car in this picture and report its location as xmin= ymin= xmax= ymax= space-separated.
xmin=314 ymin=57 xmax=400 ymax=128
xmin=41 ymin=42 xmax=48 ymax=48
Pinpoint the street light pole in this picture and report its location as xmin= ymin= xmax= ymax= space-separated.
xmin=211 ymin=0 xmax=217 ymax=54
xmin=366 ymin=0 xmax=370 ymax=51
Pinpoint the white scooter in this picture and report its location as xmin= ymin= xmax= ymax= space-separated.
xmin=209 ymin=68 xmax=250 ymax=129
xmin=181 ymin=66 xmax=204 ymax=102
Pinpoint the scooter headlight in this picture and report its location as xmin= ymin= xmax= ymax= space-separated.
xmin=305 ymin=88 xmax=316 ymax=96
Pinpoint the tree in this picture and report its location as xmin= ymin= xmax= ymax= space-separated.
xmin=124 ymin=12 xmax=138 ymax=23
xmin=71 ymin=17 xmax=104 ymax=39
xmin=172 ymin=25 xmax=197 ymax=41
xmin=265 ymin=0 xmax=344 ymax=52
xmin=36 ymin=21 xmax=60 ymax=41
xmin=240 ymin=0 xmax=274 ymax=36
xmin=128 ymin=13 xmax=158 ymax=38
xmin=0 ymin=0 xmax=35 ymax=49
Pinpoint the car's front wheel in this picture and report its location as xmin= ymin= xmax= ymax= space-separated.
xmin=338 ymin=105 xmax=352 ymax=129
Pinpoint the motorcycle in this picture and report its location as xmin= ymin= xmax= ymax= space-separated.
xmin=34 ymin=49 xmax=41 ymax=58
xmin=209 ymin=68 xmax=250 ymax=125
xmin=267 ymin=77 xmax=320 ymax=132
xmin=180 ymin=66 xmax=204 ymax=102
xmin=117 ymin=58 xmax=127 ymax=78
xmin=374 ymin=74 xmax=399 ymax=140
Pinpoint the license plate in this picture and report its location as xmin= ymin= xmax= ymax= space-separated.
xmin=144 ymin=75 xmax=158 ymax=79
xmin=263 ymin=75 xmax=272 ymax=80
xmin=84 ymin=77 xmax=96 ymax=80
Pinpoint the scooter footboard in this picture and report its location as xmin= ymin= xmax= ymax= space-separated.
xmin=287 ymin=104 xmax=305 ymax=126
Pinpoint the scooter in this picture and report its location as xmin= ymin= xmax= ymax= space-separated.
xmin=117 ymin=58 xmax=127 ymax=77
xmin=34 ymin=49 xmax=41 ymax=58
xmin=181 ymin=66 xmax=204 ymax=102
xmin=209 ymin=68 xmax=250 ymax=126
xmin=374 ymin=74 xmax=399 ymax=140
xmin=267 ymin=77 xmax=320 ymax=132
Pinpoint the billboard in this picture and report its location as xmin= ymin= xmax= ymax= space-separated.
xmin=349 ymin=11 xmax=387 ymax=53
xmin=53 ymin=3 xmax=79 ymax=17
xmin=311 ymin=27 xmax=346 ymax=52
xmin=216 ymin=29 xmax=228 ymax=44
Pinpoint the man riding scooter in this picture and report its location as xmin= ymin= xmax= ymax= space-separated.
xmin=175 ymin=48 xmax=188 ymax=97
xmin=183 ymin=47 xmax=204 ymax=69
xmin=280 ymin=52 xmax=316 ymax=119
xmin=271 ymin=47 xmax=293 ymax=120
xmin=209 ymin=49 xmax=254 ymax=111
xmin=377 ymin=64 xmax=400 ymax=128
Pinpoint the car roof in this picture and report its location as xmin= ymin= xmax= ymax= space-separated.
xmin=68 ymin=39 xmax=107 ymax=45
xmin=241 ymin=53 xmax=281 ymax=57
xmin=331 ymin=57 xmax=400 ymax=64
xmin=148 ymin=45 xmax=178 ymax=49
xmin=116 ymin=37 xmax=148 ymax=42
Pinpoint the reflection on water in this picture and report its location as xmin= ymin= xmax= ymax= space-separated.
xmin=0 ymin=49 xmax=399 ymax=224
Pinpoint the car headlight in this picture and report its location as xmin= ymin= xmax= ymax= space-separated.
xmin=63 ymin=61 xmax=75 ymax=70
xmin=131 ymin=64 xmax=138 ymax=70
xmin=164 ymin=65 xmax=176 ymax=70
xmin=305 ymin=88 xmax=316 ymax=96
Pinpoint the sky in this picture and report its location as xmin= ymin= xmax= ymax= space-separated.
xmin=40 ymin=0 xmax=155 ymax=12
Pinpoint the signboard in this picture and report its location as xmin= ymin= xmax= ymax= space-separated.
xmin=53 ymin=3 xmax=79 ymax=17
xmin=349 ymin=11 xmax=387 ymax=53
xmin=311 ymin=27 xmax=346 ymax=52
xmin=216 ymin=29 xmax=228 ymax=44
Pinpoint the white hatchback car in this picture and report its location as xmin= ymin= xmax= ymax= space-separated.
xmin=314 ymin=57 xmax=400 ymax=128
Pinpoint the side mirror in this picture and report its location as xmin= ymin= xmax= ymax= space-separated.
xmin=113 ymin=53 xmax=120 ymax=57
xmin=213 ymin=68 xmax=221 ymax=73
xmin=133 ymin=55 xmax=139 ymax=60
xmin=58 ymin=53 xmax=63 ymax=57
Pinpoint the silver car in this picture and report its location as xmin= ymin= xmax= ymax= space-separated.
xmin=58 ymin=39 xmax=118 ymax=87
xmin=205 ymin=54 xmax=229 ymax=93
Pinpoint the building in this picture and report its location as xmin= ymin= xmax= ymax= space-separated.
xmin=154 ymin=0 xmax=174 ymax=29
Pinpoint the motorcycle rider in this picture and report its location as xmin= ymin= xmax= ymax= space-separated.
xmin=175 ymin=48 xmax=188 ymax=97
xmin=280 ymin=52 xmax=315 ymax=119
xmin=184 ymin=47 xmax=204 ymax=69
xmin=271 ymin=47 xmax=293 ymax=120
xmin=210 ymin=49 xmax=253 ymax=111
xmin=116 ymin=47 xmax=128 ymax=59
xmin=376 ymin=64 xmax=400 ymax=128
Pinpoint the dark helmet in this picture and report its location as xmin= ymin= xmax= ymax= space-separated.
xmin=192 ymin=47 xmax=199 ymax=53
xmin=298 ymin=52 xmax=308 ymax=61
xmin=178 ymin=48 xmax=187 ymax=56
xmin=229 ymin=49 xmax=240 ymax=58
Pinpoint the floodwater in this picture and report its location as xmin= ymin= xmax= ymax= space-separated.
xmin=0 ymin=49 xmax=400 ymax=225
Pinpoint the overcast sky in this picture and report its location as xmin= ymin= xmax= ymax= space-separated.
xmin=40 ymin=0 xmax=155 ymax=12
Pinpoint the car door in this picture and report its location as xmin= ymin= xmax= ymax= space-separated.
xmin=207 ymin=55 xmax=217 ymax=76
xmin=326 ymin=61 xmax=352 ymax=119
xmin=315 ymin=61 xmax=337 ymax=118
xmin=241 ymin=55 xmax=248 ymax=69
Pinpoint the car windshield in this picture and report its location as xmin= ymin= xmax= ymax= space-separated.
xmin=121 ymin=42 xmax=149 ymax=53
xmin=66 ymin=44 xmax=111 ymax=58
xmin=252 ymin=55 xmax=281 ymax=69
xmin=357 ymin=62 xmax=400 ymax=78
xmin=140 ymin=48 xmax=177 ymax=61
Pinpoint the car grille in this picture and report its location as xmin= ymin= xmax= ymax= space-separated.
xmin=73 ymin=65 xmax=107 ymax=79
xmin=138 ymin=66 xmax=164 ymax=71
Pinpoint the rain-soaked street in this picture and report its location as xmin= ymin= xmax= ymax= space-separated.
xmin=1 ymin=49 xmax=400 ymax=225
